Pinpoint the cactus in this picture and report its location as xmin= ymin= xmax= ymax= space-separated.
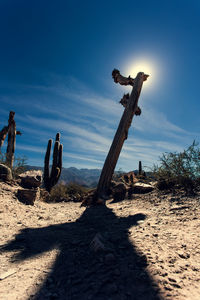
xmin=5 ymin=111 xmax=22 ymax=169
xmin=43 ymin=133 xmax=63 ymax=192
xmin=139 ymin=160 xmax=142 ymax=176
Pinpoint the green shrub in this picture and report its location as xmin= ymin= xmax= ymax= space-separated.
xmin=153 ymin=141 xmax=200 ymax=192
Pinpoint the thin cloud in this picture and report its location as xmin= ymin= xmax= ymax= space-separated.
xmin=1 ymin=76 xmax=198 ymax=170
xmin=16 ymin=144 xmax=45 ymax=153
xmin=27 ymin=116 xmax=112 ymax=148
xmin=63 ymin=152 xmax=103 ymax=164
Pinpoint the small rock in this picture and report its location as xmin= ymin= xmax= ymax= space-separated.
xmin=133 ymin=182 xmax=154 ymax=194
xmin=17 ymin=188 xmax=40 ymax=205
xmin=39 ymin=188 xmax=50 ymax=202
xmin=111 ymin=182 xmax=128 ymax=202
xmin=178 ymin=252 xmax=190 ymax=259
xmin=20 ymin=175 xmax=41 ymax=189
xmin=0 ymin=268 xmax=17 ymax=280
xmin=0 ymin=163 xmax=12 ymax=181
xmin=168 ymin=277 xmax=177 ymax=283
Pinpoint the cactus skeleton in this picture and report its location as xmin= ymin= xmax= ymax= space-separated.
xmin=43 ymin=133 xmax=63 ymax=192
xmin=0 ymin=111 xmax=22 ymax=168
xmin=96 ymin=71 xmax=148 ymax=202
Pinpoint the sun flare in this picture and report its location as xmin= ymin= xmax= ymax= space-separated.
xmin=124 ymin=58 xmax=158 ymax=88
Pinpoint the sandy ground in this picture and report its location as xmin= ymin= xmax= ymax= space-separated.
xmin=0 ymin=181 xmax=200 ymax=300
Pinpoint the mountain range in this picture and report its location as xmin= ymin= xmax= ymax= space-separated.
xmin=25 ymin=166 xmax=143 ymax=187
xmin=25 ymin=166 xmax=102 ymax=187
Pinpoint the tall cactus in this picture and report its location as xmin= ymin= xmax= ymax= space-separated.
xmin=5 ymin=111 xmax=22 ymax=169
xmin=43 ymin=133 xmax=63 ymax=192
xmin=139 ymin=160 xmax=142 ymax=176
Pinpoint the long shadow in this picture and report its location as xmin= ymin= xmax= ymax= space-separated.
xmin=1 ymin=205 xmax=164 ymax=300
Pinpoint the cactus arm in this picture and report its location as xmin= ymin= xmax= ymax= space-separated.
xmin=50 ymin=140 xmax=59 ymax=180
xmin=56 ymin=143 xmax=63 ymax=182
xmin=58 ymin=144 xmax=63 ymax=171
xmin=55 ymin=132 xmax=60 ymax=142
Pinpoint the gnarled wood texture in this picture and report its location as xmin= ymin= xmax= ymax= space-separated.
xmin=96 ymin=72 xmax=147 ymax=200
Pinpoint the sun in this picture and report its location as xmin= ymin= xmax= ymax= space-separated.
xmin=124 ymin=58 xmax=158 ymax=88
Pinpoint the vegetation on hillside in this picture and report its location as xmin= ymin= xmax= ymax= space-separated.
xmin=49 ymin=182 xmax=90 ymax=202
xmin=153 ymin=141 xmax=200 ymax=192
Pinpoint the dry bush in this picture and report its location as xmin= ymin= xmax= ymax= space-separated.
xmin=0 ymin=153 xmax=27 ymax=178
xmin=49 ymin=182 xmax=89 ymax=202
xmin=66 ymin=183 xmax=89 ymax=198
xmin=153 ymin=141 xmax=200 ymax=192
xmin=49 ymin=183 xmax=68 ymax=202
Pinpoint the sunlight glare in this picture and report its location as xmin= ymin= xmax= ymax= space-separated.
xmin=124 ymin=58 xmax=158 ymax=89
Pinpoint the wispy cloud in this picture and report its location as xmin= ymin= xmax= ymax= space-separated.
xmin=16 ymin=144 xmax=45 ymax=153
xmin=1 ymin=75 xmax=197 ymax=170
xmin=63 ymin=152 xmax=103 ymax=165
xmin=26 ymin=116 xmax=112 ymax=149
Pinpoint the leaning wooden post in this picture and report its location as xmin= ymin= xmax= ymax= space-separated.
xmin=96 ymin=70 xmax=149 ymax=201
xmin=6 ymin=111 xmax=21 ymax=169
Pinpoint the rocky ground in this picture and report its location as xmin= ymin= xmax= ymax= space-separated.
xmin=0 ymin=181 xmax=200 ymax=300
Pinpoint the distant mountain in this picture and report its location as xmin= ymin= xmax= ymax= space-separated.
xmin=24 ymin=165 xmax=151 ymax=187
xmin=59 ymin=167 xmax=101 ymax=187
xmin=25 ymin=165 xmax=101 ymax=187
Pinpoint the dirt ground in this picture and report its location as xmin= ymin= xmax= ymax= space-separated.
xmin=0 ymin=181 xmax=200 ymax=300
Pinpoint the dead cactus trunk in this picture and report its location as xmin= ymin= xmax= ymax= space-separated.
xmin=5 ymin=111 xmax=22 ymax=169
xmin=95 ymin=71 xmax=148 ymax=202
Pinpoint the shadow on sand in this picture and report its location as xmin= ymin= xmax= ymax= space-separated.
xmin=1 ymin=205 xmax=164 ymax=300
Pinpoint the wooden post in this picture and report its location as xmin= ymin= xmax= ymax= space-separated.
xmin=96 ymin=71 xmax=148 ymax=200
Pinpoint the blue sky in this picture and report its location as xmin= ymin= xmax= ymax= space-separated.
xmin=0 ymin=0 xmax=200 ymax=171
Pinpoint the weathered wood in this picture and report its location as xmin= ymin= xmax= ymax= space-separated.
xmin=96 ymin=72 xmax=147 ymax=200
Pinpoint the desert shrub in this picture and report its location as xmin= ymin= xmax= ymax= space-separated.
xmin=49 ymin=182 xmax=89 ymax=202
xmin=153 ymin=141 xmax=200 ymax=192
xmin=113 ymin=168 xmax=125 ymax=181
xmin=0 ymin=152 xmax=27 ymax=178
xmin=49 ymin=183 xmax=68 ymax=202
xmin=12 ymin=156 xmax=27 ymax=178
xmin=67 ymin=183 xmax=90 ymax=201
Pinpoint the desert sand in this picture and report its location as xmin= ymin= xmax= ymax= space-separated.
xmin=0 ymin=181 xmax=200 ymax=300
